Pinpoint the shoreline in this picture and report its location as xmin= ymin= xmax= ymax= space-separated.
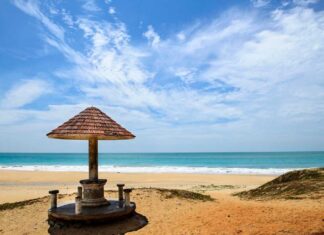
xmin=0 ymin=169 xmax=278 ymax=174
xmin=0 ymin=165 xmax=296 ymax=175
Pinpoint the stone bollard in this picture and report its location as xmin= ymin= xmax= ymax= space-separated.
xmin=123 ymin=189 xmax=132 ymax=207
xmin=77 ymin=186 xmax=83 ymax=199
xmin=48 ymin=190 xmax=59 ymax=210
xmin=117 ymin=184 xmax=125 ymax=201
xmin=75 ymin=196 xmax=82 ymax=215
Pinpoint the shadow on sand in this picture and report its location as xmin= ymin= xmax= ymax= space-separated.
xmin=48 ymin=212 xmax=148 ymax=235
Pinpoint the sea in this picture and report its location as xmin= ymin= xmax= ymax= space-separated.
xmin=0 ymin=152 xmax=323 ymax=175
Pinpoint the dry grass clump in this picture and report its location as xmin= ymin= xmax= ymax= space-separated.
xmin=191 ymin=184 xmax=243 ymax=192
xmin=234 ymin=168 xmax=324 ymax=200
xmin=155 ymin=188 xmax=214 ymax=201
xmin=0 ymin=197 xmax=46 ymax=211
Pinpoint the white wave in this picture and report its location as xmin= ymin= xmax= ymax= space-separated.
xmin=0 ymin=165 xmax=298 ymax=175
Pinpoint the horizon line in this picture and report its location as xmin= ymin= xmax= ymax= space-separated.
xmin=1 ymin=150 xmax=324 ymax=154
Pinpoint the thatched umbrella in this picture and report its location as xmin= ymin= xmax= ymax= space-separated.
xmin=47 ymin=106 xmax=135 ymax=207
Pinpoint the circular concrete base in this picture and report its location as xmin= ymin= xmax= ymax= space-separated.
xmin=48 ymin=200 xmax=136 ymax=224
xmin=80 ymin=179 xmax=108 ymax=207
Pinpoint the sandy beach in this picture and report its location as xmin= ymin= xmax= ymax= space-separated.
xmin=0 ymin=170 xmax=273 ymax=203
xmin=0 ymin=170 xmax=323 ymax=234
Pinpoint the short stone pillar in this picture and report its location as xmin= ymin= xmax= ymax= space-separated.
xmin=75 ymin=196 xmax=82 ymax=215
xmin=80 ymin=179 xmax=109 ymax=207
xmin=123 ymin=189 xmax=132 ymax=207
xmin=117 ymin=184 xmax=125 ymax=201
xmin=77 ymin=186 xmax=83 ymax=199
xmin=48 ymin=190 xmax=59 ymax=210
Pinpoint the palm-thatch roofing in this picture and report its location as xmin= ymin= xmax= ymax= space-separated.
xmin=47 ymin=107 xmax=135 ymax=140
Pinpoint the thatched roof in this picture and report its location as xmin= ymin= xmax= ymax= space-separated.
xmin=47 ymin=107 xmax=135 ymax=140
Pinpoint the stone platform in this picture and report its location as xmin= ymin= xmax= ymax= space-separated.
xmin=48 ymin=200 xmax=136 ymax=224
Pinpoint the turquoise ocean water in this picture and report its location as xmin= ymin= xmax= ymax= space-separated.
xmin=0 ymin=152 xmax=323 ymax=175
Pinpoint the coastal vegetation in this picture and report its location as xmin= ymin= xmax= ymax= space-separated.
xmin=234 ymin=168 xmax=324 ymax=200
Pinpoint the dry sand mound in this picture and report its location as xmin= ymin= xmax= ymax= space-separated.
xmin=234 ymin=168 xmax=324 ymax=200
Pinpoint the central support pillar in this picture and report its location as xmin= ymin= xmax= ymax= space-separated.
xmin=80 ymin=138 xmax=108 ymax=207
xmin=89 ymin=138 xmax=98 ymax=180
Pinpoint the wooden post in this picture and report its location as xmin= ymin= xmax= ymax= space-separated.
xmin=49 ymin=190 xmax=59 ymax=210
xmin=89 ymin=138 xmax=98 ymax=181
xmin=117 ymin=184 xmax=125 ymax=201
xmin=77 ymin=186 xmax=83 ymax=199
xmin=124 ymin=189 xmax=132 ymax=207
xmin=75 ymin=196 xmax=82 ymax=215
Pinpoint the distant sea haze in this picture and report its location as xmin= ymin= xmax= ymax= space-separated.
xmin=0 ymin=152 xmax=323 ymax=175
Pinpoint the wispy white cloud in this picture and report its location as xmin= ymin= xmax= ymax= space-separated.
xmin=6 ymin=0 xmax=324 ymax=151
xmin=292 ymin=0 xmax=319 ymax=6
xmin=13 ymin=0 xmax=86 ymax=65
xmin=0 ymin=79 xmax=51 ymax=109
xmin=61 ymin=9 xmax=74 ymax=28
xmin=82 ymin=0 xmax=101 ymax=12
xmin=150 ymin=6 xmax=324 ymax=123
xmin=143 ymin=25 xmax=161 ymax=48
xmin=176 ymin=32 xmax=186 ymax=41
xmin=108 ymin=7 xmax=116 ymax=15
xmin=12 ymin=0 xmax=65 ymax=40
xmin=251 ymin=0 xmax=271 ymax=8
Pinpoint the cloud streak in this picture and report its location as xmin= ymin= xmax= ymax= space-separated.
xmin=0 ymin=79 xmax=51 ymax=109
xmin=3 ymin=0 xmax=324 ymax=151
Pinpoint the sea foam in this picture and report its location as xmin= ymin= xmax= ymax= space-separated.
xmin=0 ymin=165 xmax=296 ymax=175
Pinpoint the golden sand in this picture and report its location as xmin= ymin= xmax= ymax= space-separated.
xmin=0 ymin=170 xmax=323 ymax=234
xmin=0 ymin=170 xmax=273 ymax=203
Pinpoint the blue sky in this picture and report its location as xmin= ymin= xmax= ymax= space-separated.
xmin=0 ymin=0 xmax=324 ymax=153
